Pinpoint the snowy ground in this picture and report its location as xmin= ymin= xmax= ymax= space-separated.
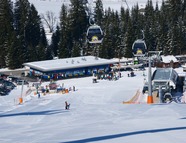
xmin=0 ymin=69 xmax=186 ymax=143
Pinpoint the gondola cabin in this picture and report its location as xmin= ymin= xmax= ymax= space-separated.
xmin=86 ymin=24 xmax=103 ymax=44
xmin=132 ymin=39 xmax=147 ymax=57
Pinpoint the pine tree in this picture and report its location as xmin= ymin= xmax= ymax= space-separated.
xmin=153 ymin=2 xmax=160 ymax=51
xmin=8 ymin=32 xmax=21 ymax=69
xmin=166 ymin=25 xmax=177 ymax=55
xmin=163 ymin=0 xmax=185 ymax=55
xmin=156 ymin=0 xmax=169 ymax=53
xmin=99 ymin=8 xmax=112 ymax=58
xmin=14 ymin=0 xmax=31 ymax=65
xmin=0 ymin=0 xmax=16 ymax=68
xmin=26 ymin=4 xmax=42 ymax=62
xmin=124 ymin=18 xmax=134 ymax=58
xmin=120 ymin=8 xmax=130 ymax=57
xmin=182 ymin=0 xmax=186 ymax=21
xmin=167 ymin=0 xmax=182 ymax=25
xmin=121 ymin=7 xmax=131 ymax=33
xmin=71 ymin=40 xmax=81 ymax=57
xmin=58 ymin=4 xmax=70 ymax=58
xmin=144 ymin=0 xmax=156 ymax=51
xmin=111 ymin=11 xmax=121 ymax=58
xmin=131 ymin=4 xmax=142 ymax=39
xmin=69 ymin=0 xmax=87 ymax=41
xmin=50 ymin=25 xmax=60 ymax=57
xmin=101 ymin=9 xmax=118 ymax=59
xmin=37 ymin=27 xmax=48 ymax=60
xmin=14 ymin=1 xmax=45 ymax=63
xmin=94 ymin=0 xmax=104 ymax=26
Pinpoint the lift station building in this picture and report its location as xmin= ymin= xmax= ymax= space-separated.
xmin=23 ymin=56 xmax=115 ymax=80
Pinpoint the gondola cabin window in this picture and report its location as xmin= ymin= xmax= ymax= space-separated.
xmin=132 ymin=40 xmax=147 ymax=57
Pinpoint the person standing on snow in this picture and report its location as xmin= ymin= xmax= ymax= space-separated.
xmin=38 ymin=92 xmax=40 ymax=98
xmin=65 ymin=101 xmax=70 ymax=110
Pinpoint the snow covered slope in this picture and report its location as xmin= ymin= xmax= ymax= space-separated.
xmin=0 ymin=68 xmax=186 ymax=143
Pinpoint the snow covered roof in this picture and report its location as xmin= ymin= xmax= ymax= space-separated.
xmin=152 ymin=68 xmax=178 ymax=81
xmin=161 ymin=55 xmax=178 ymax=63
xmin=23 ymin=56 xmax=115 ymax=72
xmin=112 ymin=57 xmax=133 ymax=63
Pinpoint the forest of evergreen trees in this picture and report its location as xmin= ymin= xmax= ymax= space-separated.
xmin=0 ymin=0 xmax=186 ymax=69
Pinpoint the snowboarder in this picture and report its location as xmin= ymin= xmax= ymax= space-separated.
xmin=65 ymin=101 xmax=70 ymax=110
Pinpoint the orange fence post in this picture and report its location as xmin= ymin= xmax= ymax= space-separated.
xmin=19 ymin=97 xmax=23 ymax=104
xmin=147 ymin=95 xmax=153 ymax=104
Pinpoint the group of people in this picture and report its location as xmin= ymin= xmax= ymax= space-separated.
xmin=128 ymin=71 xmax=135 ymax=77
xmin=68 ymin=86 xmax=76 ymax=91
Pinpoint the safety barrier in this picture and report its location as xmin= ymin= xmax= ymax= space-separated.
xmin=123 ymin=89 xmax=142 ymax=104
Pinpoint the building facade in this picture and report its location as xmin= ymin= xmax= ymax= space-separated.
xmin=23 ymin=56 xmax=115 ymax=80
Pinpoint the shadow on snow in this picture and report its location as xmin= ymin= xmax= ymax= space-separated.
xmin=63 ymin=127 xmax=186 ymax=143
xmin=0 ymin=109 xmax=66 ymax=118
xmin=180 ymin=117 xmax=186 ymax=119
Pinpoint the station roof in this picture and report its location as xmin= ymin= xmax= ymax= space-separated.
xmin=161 ymin=55 xmax=178 ymax=63
xmin=152 ymin=68 xmax=178 ymax=81
xmin=23 ymin=56 xmax=115 ymax=72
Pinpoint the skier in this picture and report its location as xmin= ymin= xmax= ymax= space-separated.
xmin=65 ymin=101 xmax=70 ymax=110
